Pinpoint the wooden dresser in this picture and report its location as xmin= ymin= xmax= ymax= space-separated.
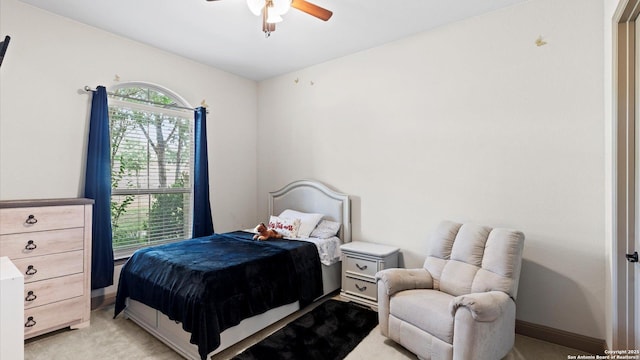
xmin=0 ymin=198 xmax=93 ymax=339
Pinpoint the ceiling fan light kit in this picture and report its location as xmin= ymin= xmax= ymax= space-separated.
xmin=208 ymin=0 xmax=332 ymax=37
xmin=265 ymin=11 xmax=284 ymax=24
xmin=247 ymin=0 xmax=264 ymax=15
xmin=248 ymin=0 xmax=289 ymax=19
xmin=271 ymin=0 xmax=292 ymax=16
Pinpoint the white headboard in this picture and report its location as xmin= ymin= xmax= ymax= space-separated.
xmin=269 ymin=180 xmax=351 ymax=243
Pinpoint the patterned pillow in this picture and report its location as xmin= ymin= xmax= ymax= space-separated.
xmin=309 ymin=219 xmax=341 ymax=239
xmin=268 ymin=216 xmax=301 ymax=238
xmin=279 ymin=209 xmax=324 ymax=238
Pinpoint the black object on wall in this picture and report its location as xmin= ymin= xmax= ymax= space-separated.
xmin=0 ymin=36 xmax=11 ymax=67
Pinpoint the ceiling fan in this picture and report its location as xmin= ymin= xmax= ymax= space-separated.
xmin=206 ymin=0 xmax=333 ymax=36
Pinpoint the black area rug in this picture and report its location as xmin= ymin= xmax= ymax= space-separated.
xmin=232 ymin=300 xmax=378 ymax=360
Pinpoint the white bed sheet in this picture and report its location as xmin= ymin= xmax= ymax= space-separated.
xmin=243 ymin=230 xmax=342 ymax=266
xmin=286 ymin=235 xmax=342 ymax=266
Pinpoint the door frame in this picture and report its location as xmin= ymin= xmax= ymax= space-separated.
xmin=613 ymin=0 xmax=639 ymax=350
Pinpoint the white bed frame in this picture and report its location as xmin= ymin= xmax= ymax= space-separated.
xmin=123 ymin=179 xmax=351 ymax=360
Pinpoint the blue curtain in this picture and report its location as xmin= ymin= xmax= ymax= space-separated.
xmin=192 ymin=107 xmax=214 ymax=237
xmin=84 ymin=86 xmax=114 ymax=290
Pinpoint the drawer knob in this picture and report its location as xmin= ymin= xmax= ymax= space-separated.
xmin=25 ymin=240 xmax=37 ymax=250
xmin=25 ymin=265 xmax=37 ymax=275
xmin=356 ymin=263 xmax=368 ymax=271
xmin=25 ymin=291 xmax=37 ymax=302
xmin=25 ymin=214 xmax=38 ymax=225
xmin=24 ymin=316 xmax=36 ymax=328
xmin=355 ymin=283 xmax=367 ymax=292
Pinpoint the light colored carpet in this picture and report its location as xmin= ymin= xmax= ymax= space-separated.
xmin=24 ymin=301 xmax=591 ymax=360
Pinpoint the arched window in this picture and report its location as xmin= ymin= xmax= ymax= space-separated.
xmin=108 ymin=82 xmax=194 ymax=257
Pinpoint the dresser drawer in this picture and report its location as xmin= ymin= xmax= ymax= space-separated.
xmin=0 ymin=205 xmax=85 ymax=235
xmin=24 ymin=296 xmax=84 ymax=338
xmin=343 ymin=276 xmax=377 ymax=301
xmin=0 ymin=228 xmax=84 ymax=259
xmin=344 ymin=256 xmax=378 ymax=278
xmin=24 ymin=273 xmax=84 ymax=309
xmin=12 ymin=250 xmax=83 ymax=283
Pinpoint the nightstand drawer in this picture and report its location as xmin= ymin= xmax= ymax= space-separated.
xmin=344 ymin=256 xmax=378 ymax=278
xmin=343 ymin=276 xmax=377 ymax=301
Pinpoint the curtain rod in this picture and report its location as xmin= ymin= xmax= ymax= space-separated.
xmin=83 ymin=86 xmax=206 ymax=112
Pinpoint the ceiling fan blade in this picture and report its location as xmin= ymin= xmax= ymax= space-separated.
xmin=291 ymin=0 xmax=333 ymax=21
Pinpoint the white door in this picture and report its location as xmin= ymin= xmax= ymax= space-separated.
xmin=616 ymin=2 xmax=640 ymax=350
xmin=634 ymin=22 xmax=640 ymax=350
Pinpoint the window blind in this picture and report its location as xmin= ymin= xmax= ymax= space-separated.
xmin=108 ymin=96 xmax=194 ymax=258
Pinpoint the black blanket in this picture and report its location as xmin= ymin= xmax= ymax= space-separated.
xmin=114 ymin=231 xmax=323 ymax=360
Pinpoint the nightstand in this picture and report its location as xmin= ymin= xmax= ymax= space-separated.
xmin=340 ymin=241 xmax=399 ymax=309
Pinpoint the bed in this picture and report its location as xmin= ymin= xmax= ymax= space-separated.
xmin=114 ymin=179 xmax=351 ymax=360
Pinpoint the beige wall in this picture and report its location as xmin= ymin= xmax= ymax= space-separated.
xmin=258 ymin=0 xmax=606 ymax=339
xmin=0 ymin=0 xmax=259 ymax=233
xmin=0 ymin=0 xmax=610 ymax=344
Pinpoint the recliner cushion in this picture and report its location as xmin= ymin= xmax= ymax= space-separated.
xmin=440 ymin=260 xmax=479 ymax=296
xmin=438 ymin=224 xmax=489 ymax=296
xmin=390 ymin=289 xmax=455 ymax=344
xmin=424 ymin=222 xmax=524 ymax=299
xmin=449 ymin=224 xmax=491 ymax=266
xmin=471 ymin=228 xmax=525 ymax=298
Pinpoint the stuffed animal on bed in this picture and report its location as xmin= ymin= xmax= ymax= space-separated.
xmin=253 ymin=222 xmax=283 ymax=241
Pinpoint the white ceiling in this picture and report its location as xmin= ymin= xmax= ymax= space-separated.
xmin=19 ymin=0 xmax=526 ymax=81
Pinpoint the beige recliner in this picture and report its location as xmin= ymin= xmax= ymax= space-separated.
xmin=376 ymin=221 xmax=525 ymax=360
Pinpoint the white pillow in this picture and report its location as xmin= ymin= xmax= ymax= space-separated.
xmin=309 ymin=219 xmax=341 ymax=239
xmin=268 ymin=216 xmax=301 ymax=238
xmin=279 ymin=209 xmax=324 ymax=238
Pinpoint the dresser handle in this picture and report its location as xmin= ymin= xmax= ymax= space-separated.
xmin=25 ymin=316 xmax=36 ymax=328
xmin=356 ymin=263 xmax=368 ymax=271
xmin=25 ymin=240 xmax=37 ymax=250
xmin=25 ymin=214 xmax=38 ymax=225
xmin=25 ymin=265 xmax=37 ymax=275
xmin=355 ymin=283 xmax=367 ymax=292
xmin=25 ymin=291 xmax=37 ymax=302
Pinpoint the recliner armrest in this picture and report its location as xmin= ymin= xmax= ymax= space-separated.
xmin=375 ymin=268 xmax=433 ymax=296
xmin=449 ymin=291 xmax=512 ymax=322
